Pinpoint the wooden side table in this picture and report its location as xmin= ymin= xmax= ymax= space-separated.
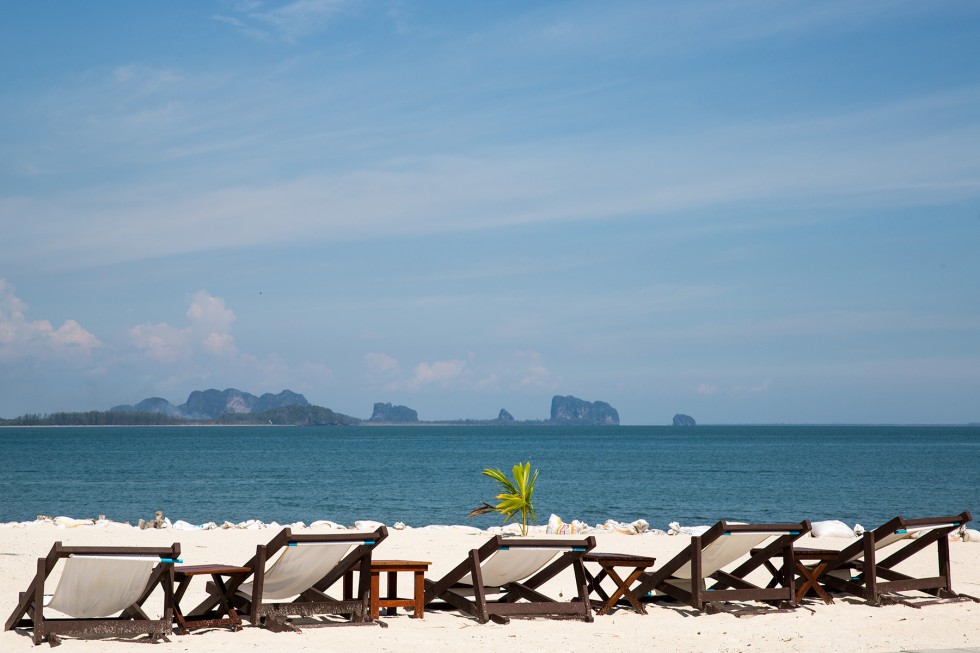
xmin=753 ymin=546 xmax=838 ymax=605
xmin=370 ymin=560 xmax=431 ymax=619
xmin=583 ymin=553 xmax=657 ymax=615
xmin=172 ymin=564 xmax=251 ymax=634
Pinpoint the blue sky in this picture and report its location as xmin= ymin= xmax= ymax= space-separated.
xmin=2 ymin=1 xmax=979 ymax=424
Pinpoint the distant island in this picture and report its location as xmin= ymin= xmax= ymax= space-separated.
xmin=365 ymin=395 xmax=620 ymax=426
xmin=550 ymin=395 xmax=619 ymax=426
xmin=673 ymin=413 xmax=696 ymax=426
xmin=112 ymin=388 xmax=313 ymax=420
xmin=0 ymin=390 xmax=620 ymax=427
xmin=369 ymin=402 xmax=419 ymax=423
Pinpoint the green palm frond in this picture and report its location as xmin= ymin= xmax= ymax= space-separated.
xmin=471 ymin=460 xmax=539 ymax=536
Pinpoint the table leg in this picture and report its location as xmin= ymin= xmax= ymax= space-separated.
xmin=599 ymin=567 xmax=648 ymax=615
xmin=210 ymin=576 xmax=243 ymax=630
xmin=616 ymin=568 xmax=649 ymax=615
xmin=413 ymin=571 xmax=425 ymax=619
xmin=795 ymin=562 xmax=834 ymax=604
xmin=386 ymin=571 xmax=398 ymax=616
xmin=588 ymin=568 xmax=612 ymax=605
xmin=370 ymin=571 xmax=381 ymax=620
xmin=173 ymin=577 xmax=192 ymax=635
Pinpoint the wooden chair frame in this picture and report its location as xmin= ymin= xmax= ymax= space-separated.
xmin=197 ymin=525 xmax=387 ymax=631
xmin=815 ymin=512 xmax=975 ymax=606
xmin=631 ymin=520 xmax=811 ymax=613
xmin=5 ymin=542 xmax=180 ymax=646
xmin=423 ymin=535 xmax=596 ymax=624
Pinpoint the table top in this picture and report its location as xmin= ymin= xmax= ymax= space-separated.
xmin=174 ymin=564 xmax=251 ymax=577
xmin=371 ymin=559 xmax=431 ymax=570
xmin=583 ymin=552 xmax=657 ymax=566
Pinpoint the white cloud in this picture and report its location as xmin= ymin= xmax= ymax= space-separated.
xmin=694 ymin=380 xmax=769 ymax=398
xmin=201 ymin=332 xmax=237 ymax=357
xmin=187 ymin=290 xmax=236 ymax=335
xmin=697 ymin=383 xmax=719 ymax=396
xmin=514 ymin=350 xmax=561 ymax=391
xmin=0 ymin=278 xmax=101 ymax=360
xmin=410 ymin=359 xmax=466 ymax=387
xmin=130 ymin=290 xmax=238 ymax=361
xmin=733 ymin=380 xmax=771 ymax=397
xmin=365 ymin=352 xmax=401 ymax=374
xmin=129 ymin=322 xmax=193 ymax=362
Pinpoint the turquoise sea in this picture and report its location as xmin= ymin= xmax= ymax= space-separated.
xmin=1 ymin=425 xmax=977 ymax=530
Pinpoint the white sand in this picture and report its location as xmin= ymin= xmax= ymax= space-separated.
xmin=2 ymin=523 xmax=978 ymax=652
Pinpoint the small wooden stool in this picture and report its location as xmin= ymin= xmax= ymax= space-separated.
xmin=583 ymin=553 xmax=657 ymax=615
xmin=753 ymin=546 xmax=838 ymax=605
xmin=172 ymin=564 xmax=251 ymax=634
xmin=370 ymin=560 xmax=431 ymax=619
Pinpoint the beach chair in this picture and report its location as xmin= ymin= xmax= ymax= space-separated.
xmin=196 ymin=525 xmax=387 ymax=631
xmin=630 ymin=520 xmax=811 ymax=614
xmin=423 ymin=535 xmax=596 ymax=624
xmin=805 ymin=512 xmax=976 ymax=607
xmin=4 ymin=542 xmax=181 ymax=646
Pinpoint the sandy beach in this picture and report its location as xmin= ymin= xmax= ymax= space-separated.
xmin=2 ymin=521 xmax=979 ymax=652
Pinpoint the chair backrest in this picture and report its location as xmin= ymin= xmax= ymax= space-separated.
xmin=239 ymin=541 xmax=366 ymax=600
xmin=842 ymin=518 xmax=964 ymax=564
xmin=46 ymin=555 xmax=159 ymax=618
xmin=458 ymin=547 xmax=562 ymax=587
xmin=238 ymin=526 xmax=388 ymax=601
xmin=672 ymin=531 xmax=772 ymax=579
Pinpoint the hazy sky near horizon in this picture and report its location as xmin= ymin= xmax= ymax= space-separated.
xmin=2 ymin=1 xmax=979 ymax=424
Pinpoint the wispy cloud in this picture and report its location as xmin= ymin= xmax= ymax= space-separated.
xmin=216 ymin=0 xmax=359 ymax=42
xmin=8 ymin=86 xmax=980 ymax=271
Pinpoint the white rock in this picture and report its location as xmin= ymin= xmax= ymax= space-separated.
xmin=962 ymin=528 xmax=980 ymax=543
xmin=810 ymin=520 xmax=856 ymax=538
xmin=354 ymin=520 xmax=384 ymax=531
xmin=54 ymin=516 xmax=95 ymax=528
xmin=668 ymin=522 xmax=711 ymax=536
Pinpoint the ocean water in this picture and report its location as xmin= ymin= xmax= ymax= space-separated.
xmin=0 ymin=425 xmax=977 ymax=530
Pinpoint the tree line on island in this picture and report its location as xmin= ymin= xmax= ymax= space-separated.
xmin=0 ymin=389 xmax=650 ymax=427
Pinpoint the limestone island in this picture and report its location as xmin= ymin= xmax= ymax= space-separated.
xmin=1 ymin=389 xmax=620 ymax=427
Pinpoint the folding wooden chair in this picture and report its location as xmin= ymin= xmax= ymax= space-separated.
xmin=5 ymin=542 xmax=180 ymax=646
xmin=195 ymin=525 xmax=387 ymax=631
xmin=630 ymin=520 xmax=811 ymax=614
xmin=810 ymin=512 xmax=977 ymax=606
xmin=423 ymin=535 xmax=596 ymax=624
